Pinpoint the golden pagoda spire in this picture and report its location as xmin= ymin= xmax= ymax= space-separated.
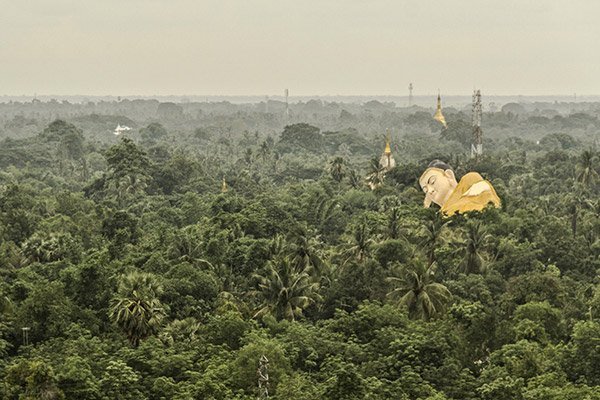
xmin=433 ymin=90 xmax=447 ymax=128
xmin=379 ymin=129 xmax=396 ymax=172
xmin=221 ymin=177 xmax=228 ymax=193
xmin=384 ymin=130 xmax=392 ymax=154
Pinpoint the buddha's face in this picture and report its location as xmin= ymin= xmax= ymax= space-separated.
xmin=419 ymin=167 xmax=458 ymax=208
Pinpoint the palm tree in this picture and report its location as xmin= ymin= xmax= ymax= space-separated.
xmin=586 ymin=198 xmax=600 ymax=219
xmin=167 ymin=225 xmax=215 ymax=268
xmin=458 ymin=221 xmax=491 ymax=274
xmin=388 ymin=207 xmax=401 ymax=240
xmin=289 ymin=225 xmax=325 ymax=277
xmin=341 ymin=220 xmax=375 ymax=265
xmin=258 ymin=141 xmax=271 ymax=162
xmin=575 ymin=150 xmax=599 ymax=189
xmin=420 ymin=210 xmax=449 ymax=266
xmin=110 ymin=272 xmax=166 ymax=347
xmin=252 ymin=257 xmax=321 ymax=321
xmin=570 ymin=151 xmax=598 ymax=237
xmin=308 ymin=193 xmax=339 ymax=235
xmin=0 ymin=241 xmax=28 ymax=269
xmin=378 ymin=195 xmax=402 ymax=213
xmin=347 ymin=169 xmax=362 ymax=189
xmin=569 ymin=190 xmax=589 ymax=237
xmin=269 ymin=234 xmax=286 ymax=258
xmin=532 ymin=196 xmax=553 ymax=218
xmin=365 ymin=158 xmax=386 ymax=190
xmin=387 ymin=260 xmax=451 ymax=321
xmin=0 ymin=295 xmax=12 ymax=315
xmin=329 ymin=157 xmax=346 ymax=183
xmin=159 ymin=317 xmax=201 ymax=346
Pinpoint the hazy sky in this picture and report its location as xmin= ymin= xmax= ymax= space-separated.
xmin=1 ymin=0 xmax=598 ymax=96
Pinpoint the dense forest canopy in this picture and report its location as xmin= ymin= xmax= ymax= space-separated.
xmin=0 ymin=98 xmax=599 ymax=399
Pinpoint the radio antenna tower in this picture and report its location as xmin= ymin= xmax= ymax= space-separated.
xmin=408 ymin=83 xmax=413 ymax=106
xmin=284 ymin=89 xmax=289 ymax=118
xmin=471 ymin=89 xmax=483 ymax=160
xmin=257 ymin=355 xmax=269 ymax=398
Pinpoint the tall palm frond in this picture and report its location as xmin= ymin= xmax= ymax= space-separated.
xmin=329 ymin=157 xmax=346 ymax=183
xmin=340 ymin=220 xmax=375 ymax=265
xmin=458 ymin=221 xmax=491 ymax=274
xmin=387 ymin=260 xmax=451 ymax=320
xmin=252 ymin=258 xmax=321 ymax=321
xmin=575 ymin=150 xmax=599 ymax=189
xmin=420 ymin=211 xmax=449 ymax=266
xmin=365 ymin=158 xmax=386 ymax=190
xmin=109 ymin=272 xmax=166 ymax=347
xmin=289 ymin=225 xmax=326 ymax=277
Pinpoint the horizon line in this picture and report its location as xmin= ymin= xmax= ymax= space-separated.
xmin=1 ymin=93 xmax=599 ymax=99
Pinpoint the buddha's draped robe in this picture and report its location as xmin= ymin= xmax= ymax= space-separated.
xmin=441 ymin=172 xmax=501 ymax=217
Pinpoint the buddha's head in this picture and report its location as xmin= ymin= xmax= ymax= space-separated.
xmin=419 ymin=160 xmax=458 ymax=208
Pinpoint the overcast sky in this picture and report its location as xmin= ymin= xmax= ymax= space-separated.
xmin=1 ymin=0 xmax=598 ymax=96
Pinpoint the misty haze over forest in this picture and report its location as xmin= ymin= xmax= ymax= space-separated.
xmin=2 ymin=94 xmax=600 ymax=107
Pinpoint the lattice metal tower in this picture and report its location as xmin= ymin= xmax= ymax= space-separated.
xmin=22 ymin=327 xmax=30 ymax=346
xmin=284 ymin=89 xmax=289 ymax=118
xmin=257 ymin=355 xmax=269 ymax=399
xmin=471 ymin=89 xmax=483 ymax=159
xmin=408 ymin=83 xmax=413 ymax=106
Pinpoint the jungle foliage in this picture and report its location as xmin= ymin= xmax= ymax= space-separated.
xmin=0 ymin=98 xmax=599 ymax=399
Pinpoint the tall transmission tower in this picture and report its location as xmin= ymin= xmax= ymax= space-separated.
xmin=408 ymin=83 xmax=413 ymax=106
xmin=257 ymin=355 xmax=269 ymax=399
xmin=284 ymin=89 xmax=289 ymax=118
xmin=471 ymin=89 xmax=483 ymax=160
xmin=22 ymin=327 xmax=30 ymax=346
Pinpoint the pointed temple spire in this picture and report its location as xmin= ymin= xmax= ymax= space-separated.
xmin=433 ymin=90 xmax=447 ymax=128
xmin=221 ymin=177 xmax=228 ymax=193
xmin=379 ymin=130 xmax=396 ymax=171
xmin=384 ymin=131 xmax=392 ymax=155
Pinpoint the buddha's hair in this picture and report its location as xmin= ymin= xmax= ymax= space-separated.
xmin=427 ymin=159 xmax=453 ymax=171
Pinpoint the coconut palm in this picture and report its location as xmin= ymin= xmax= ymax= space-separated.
xmin=378 ymin=195 xmax=402 ymax=213
xmin=387 ymin=260 xmax=452 ymax=321
xmin=341 ymin=220 xmax=375 ymax=265
xmin=252 ymin=257 xmax=321 ymax=321
xmin=420 ymin=210 xmax=449 ymax=266
xmin=569 ymin=190 xmax=589 ymax=237
xmin=365 ymin=158 xmax=386 ymax=190
xmin=458 ymin=221 xmax=491 ymax=274
xmin=110 ymin=271 xmax=166 ymax=347
xmin=289 ymin=225 xmax=325 ymax=276
xmin=0 ymin=295 xmax=12 ymax=315
xmin=388 ymin=207 xmax=402 ymax=240
xmin=159 ymin=317 xmax=201 ymax=346
xmin=575 ymin=150 xmax=599 ymax=189
xmin=329 ymin=157 xmax=346 ymax=183
xmin=347 ymin=169 xmax=362 ymax=189
xmin=269 ymin=234 xmax=286 ymax=259
xmin=167 ymin=225 xmax=215 ymax=269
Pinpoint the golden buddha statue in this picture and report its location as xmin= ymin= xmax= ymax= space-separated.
xmin=419 ymin=160 xmax=501 ymax=217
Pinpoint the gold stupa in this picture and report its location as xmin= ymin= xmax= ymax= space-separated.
xmin=221 ymin=177 xmax=228 ymax=193
xmin=433 ymin=92 xmax=447 ymax=128
xmin=379 ymin=131 xmax=396 ymax=171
